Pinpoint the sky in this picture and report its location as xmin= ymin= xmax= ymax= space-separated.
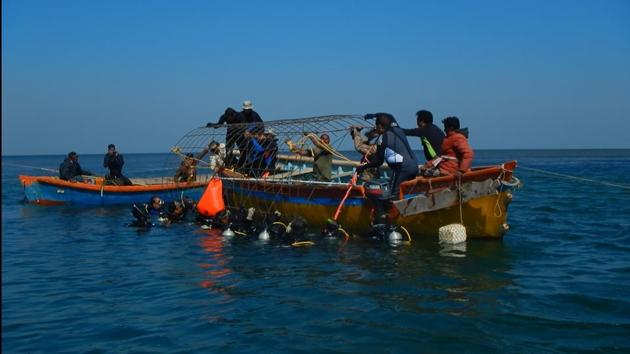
xmin=2 ymin=0 xmax=630 ymax=155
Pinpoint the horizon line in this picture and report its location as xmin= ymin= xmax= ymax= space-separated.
xmin=3 ymin=147 xmax=630 ymax=158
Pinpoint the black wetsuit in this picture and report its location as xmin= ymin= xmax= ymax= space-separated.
xmin=59 ymin=158 xmax=92 ymax=181
xmin=103 ymin=153 xmax=132 ymax=185
xmin=402 ymin=124 xmax=445 ymax=161
xmin=213 ymin=111 xmax=245 ymax=167
xmin=359 ymin=126 xmax=418 ymax=198
xmin=241 ymin=109 xmax=263 ymax=124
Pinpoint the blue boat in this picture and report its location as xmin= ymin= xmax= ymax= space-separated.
xmin=19 ymin=175 xmax=207 ymax=205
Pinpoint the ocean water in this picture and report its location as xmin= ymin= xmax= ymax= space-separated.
xmin=2 ymin=150 xmax=630 ymax=353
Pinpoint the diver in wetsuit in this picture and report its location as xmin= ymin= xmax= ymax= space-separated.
xmin=129 ymin=196 xmax=168 ymax=227
xmin=356 ymin=113 xmax=419 ymax=199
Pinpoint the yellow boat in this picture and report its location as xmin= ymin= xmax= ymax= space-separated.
xmin=171 ymin=115 xmax=520 ymax=239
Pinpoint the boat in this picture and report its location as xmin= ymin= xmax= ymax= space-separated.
xmin=174 ymin=115 xmax=520 ymax=239
xmin=19 ymin=175 xmax=208 ymax=206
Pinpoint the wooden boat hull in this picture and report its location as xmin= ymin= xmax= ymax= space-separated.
xmin=221 ymin=161 xmax=517 ymax=239
xmin=19 ymin=176 xmax=207 ymax=205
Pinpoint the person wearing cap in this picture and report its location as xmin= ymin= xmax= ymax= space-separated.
xmin=231 ymin=101 xmax=263 ymax=168
xmin=59 ymin=152 xmax=94 ymax=181
xmin=431 ymin=116 xmax=474 ymax=176
xmin=103 ymin=144 xmax=132 ymax=185
xmin=240 ymin=100 xmax=263 ymax=124
xmin=401 ymin=110 xmax=445 ymax=162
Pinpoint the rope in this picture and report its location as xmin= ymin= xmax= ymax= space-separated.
xmin=291 ymin=240 xmax=315 ymax=247
xmin=493 ymin=193 xmax=503 ymax=218
xmin=499 ymin=176 xmax=521 ymax=188
xmin=3 ymin=163 xmax=58 ymax=173
xmin=457 ymin=175 xmax=464 ymax=225
xmin=400 ymin=226 xmax=412 ymax=243
xmin=338 ymin=227 xmax=350 ymax=241
xmin=272 ymin=221 xmax=288 ymax=230
xmin=494 ymin=169 xmax=505 ymax=218
xmin=170 ymin=147 xmax=212 ymax=166
xmin=520 ymin=166 xmax=630 ymax=190
xmin=305 ymin=133 xmax=352 ymax=161
xmin=5 ymin=162 xmax=100 ymax=181
xmin=333 ymin=174 xmax=357 ymax=221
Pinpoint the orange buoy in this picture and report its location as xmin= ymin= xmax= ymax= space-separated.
xmin=197 ymin=178 xmax=225 ymax=217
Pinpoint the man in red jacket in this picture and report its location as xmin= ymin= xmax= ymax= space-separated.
xmin=425 ymin=117 xmax=474 ymax=176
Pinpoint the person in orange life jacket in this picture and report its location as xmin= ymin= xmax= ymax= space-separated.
xmin=428 ymin=116 xmax=474 ymax=176
xmin=401 ymin=110 xmax=445 ymax=162
xmin=356 ymin=113 xmax=419 ymax=198
xmin=59 ymin=151 xmax=94 ymax=181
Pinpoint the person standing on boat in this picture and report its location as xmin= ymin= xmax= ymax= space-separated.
xmin=350 ymin=126 xmax=379 ymax=181
xmin=289 ymin=133 xmax=333 ymax=182
xmin=207 ymin=107 xmax=244 ymax=167
xmin=59 ymin=151 xmax=94 ymax=182
xmin=238 ymin=100 xmax=264 ymax=168
xmin=401 ymin=110 xmax=445 ymax=162
xmin=427 ymin=116 xmax=474 ymax=176
xmin=240 ymin=100 xmax=263 ymax=125
xmin=103 ymin=144 xmax=132 ymax=185
xmin=355 ymin=113 xmax=419 ymax=198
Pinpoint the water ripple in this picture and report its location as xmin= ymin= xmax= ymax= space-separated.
xmin=3 ymin=152 xmax=630 ymax=353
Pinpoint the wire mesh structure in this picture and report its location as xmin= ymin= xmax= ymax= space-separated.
xmin=163 ymin=115 xmax=374 ymax=219
xmin=135 ymin=114 xmax=518 ymax=238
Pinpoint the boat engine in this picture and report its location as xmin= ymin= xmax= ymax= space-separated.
xmin=363 ymin=180 xmax=390 ymax=200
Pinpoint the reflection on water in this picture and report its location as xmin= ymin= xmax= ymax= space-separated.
xmin=440 ymin=242 xmax=467 ymax=258
xmin=197 ymin=229 xmax=233 ymax=291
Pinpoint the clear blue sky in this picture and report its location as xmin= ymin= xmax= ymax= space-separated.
xmin=2 ymin=0 xmax=629 ymax=155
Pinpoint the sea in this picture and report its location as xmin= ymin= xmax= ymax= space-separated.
xmin=2 ymin=150 xmax=630 ymax=353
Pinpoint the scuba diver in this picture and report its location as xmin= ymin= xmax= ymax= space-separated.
xmin=130 ymin=196 xmax=197 ymax=228
xmin=165 ymin=197 xmax=197 ymax=223
xmin=129 ymin=196 xmax=168 ymax=228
